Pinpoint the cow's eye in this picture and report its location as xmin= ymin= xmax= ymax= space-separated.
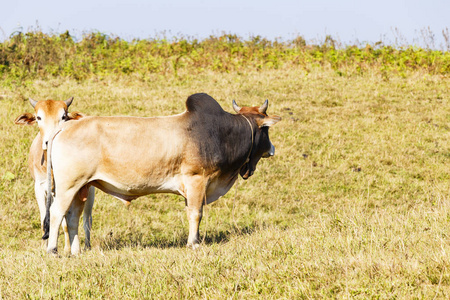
xmin=36 ymin=116 xmax=41 ymax=121
xmin=62 ymin=115 xmax=67 ymax=120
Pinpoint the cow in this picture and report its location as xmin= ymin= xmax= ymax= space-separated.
xmin=15 ymin=98 xmax=95 ymax=254
xmin=44 ymin=93 xmax=281 ymax=254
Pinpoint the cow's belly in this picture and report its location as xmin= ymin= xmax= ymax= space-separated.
xmin=91 ymin=170 xmax=238 ymax=205
xmin=91 ymin=173 xmax=183 ymax=201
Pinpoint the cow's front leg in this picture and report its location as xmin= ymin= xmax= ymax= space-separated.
xmin=35 ymin=182 xmax=48 ymax=251
xmin=185 ymin=175 xmax=207 ymax=249
xmin=186 ymin=205 xmax=203 ymax=248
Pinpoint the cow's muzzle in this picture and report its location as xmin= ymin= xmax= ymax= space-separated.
xmin=262 ymin=144 xmax=275 ymax=158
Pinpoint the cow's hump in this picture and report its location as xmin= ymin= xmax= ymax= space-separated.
xmin=185 ymin=93 xmax=225 ymax=116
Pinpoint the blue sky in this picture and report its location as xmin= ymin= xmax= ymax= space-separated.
xmin=1 ymin=0 xmax=449 ymax=47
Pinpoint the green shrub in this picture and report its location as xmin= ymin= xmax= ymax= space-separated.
xmin=1 ymin=30 xmax=450 ymax=84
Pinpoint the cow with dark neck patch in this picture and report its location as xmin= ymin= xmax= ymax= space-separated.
xmin=44 ymin=93 xmax=280 ymax=254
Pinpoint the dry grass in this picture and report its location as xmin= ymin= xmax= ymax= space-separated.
xmin=1 ymin=66 xmax=450 ymax=298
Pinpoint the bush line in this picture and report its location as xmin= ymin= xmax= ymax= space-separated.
xmin=1 ymin=30 xmax=450 ymax=82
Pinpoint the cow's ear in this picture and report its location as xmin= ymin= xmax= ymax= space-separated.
xmin=67 ymin=112 xmax=85 ymax=120
xmin=14 ymin=113 xmax=36 ymax=125
xmin=258 ymin=115 xmax=281 ymax=128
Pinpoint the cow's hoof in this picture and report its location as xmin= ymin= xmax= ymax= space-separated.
xmin=186 ymin=243 xmax=200 ymax=250
xmin=47 ymin=248 xmax=58 ymax=256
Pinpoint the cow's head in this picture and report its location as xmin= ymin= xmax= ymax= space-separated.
xmin=14 ymin=97 xmax=84 ymax=150
xmin=232 ymin=99 xmax=281 ymax=179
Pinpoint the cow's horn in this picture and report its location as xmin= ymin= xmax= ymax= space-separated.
xmin=64 ymin=97 xmax=74 ymax=108
xmin=258 ymin=99 xmax=268 ymax=114
xmin=29 ymin=98 xmax=38 ymax=108
xmin=232 ymin=100 xmax=241 ymax=113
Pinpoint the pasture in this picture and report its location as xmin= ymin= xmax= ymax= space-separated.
xmin=1 ymin=38 xmax=450 ymax=297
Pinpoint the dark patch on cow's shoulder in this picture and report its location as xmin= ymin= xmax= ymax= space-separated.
xmin=185 ymin=93 xmax=225 ymax=116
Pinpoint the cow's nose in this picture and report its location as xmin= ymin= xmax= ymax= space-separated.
xmin=262 ymin=145 xmax=275 ymax=158
xmin=268 ymin=144 xmax=275 ymax=156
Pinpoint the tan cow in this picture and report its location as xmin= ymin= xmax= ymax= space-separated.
xmin=15 ymin=98 xmax=95 ymax=254
xmin=44 ymin=93 xmax=280 ymax=254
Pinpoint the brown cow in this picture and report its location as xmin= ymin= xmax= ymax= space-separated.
xmin=15 ymin=98 xmax=95 ymax=254
xmin=44 ymin=93 xmax=280 ymax=254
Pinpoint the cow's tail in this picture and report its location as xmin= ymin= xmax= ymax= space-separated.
xmin=42 ymin=129 xmax=61 ymax=240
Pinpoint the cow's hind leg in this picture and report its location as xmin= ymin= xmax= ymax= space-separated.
xmin=65 ymin=185 xmax=94 ymax=255
xmin=46 ymin=188 xmax=79 ymax=254
xmin=83 ymin=186 xmax=95 ymax=250
xmin=62 ymin=218 xmax=71 ymax=254
xmin=184 ymin=176 xmax=207 ymax=249
xmin=65 ymin=194 xmax=86 ymax=256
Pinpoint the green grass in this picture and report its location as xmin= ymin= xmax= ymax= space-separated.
xmin=2 ymin=33 xmax=450 ymax=297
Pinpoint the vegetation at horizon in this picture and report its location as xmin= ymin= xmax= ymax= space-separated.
xmin=1 ymin=29 xmax=450 ymax=85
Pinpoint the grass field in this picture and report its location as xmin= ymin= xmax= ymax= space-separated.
xmin=1 ymin=55 xmax=450 ymax=297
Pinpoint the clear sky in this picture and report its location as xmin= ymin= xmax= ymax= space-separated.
xmin=1 ymin=0 xmax=449 ymax=47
